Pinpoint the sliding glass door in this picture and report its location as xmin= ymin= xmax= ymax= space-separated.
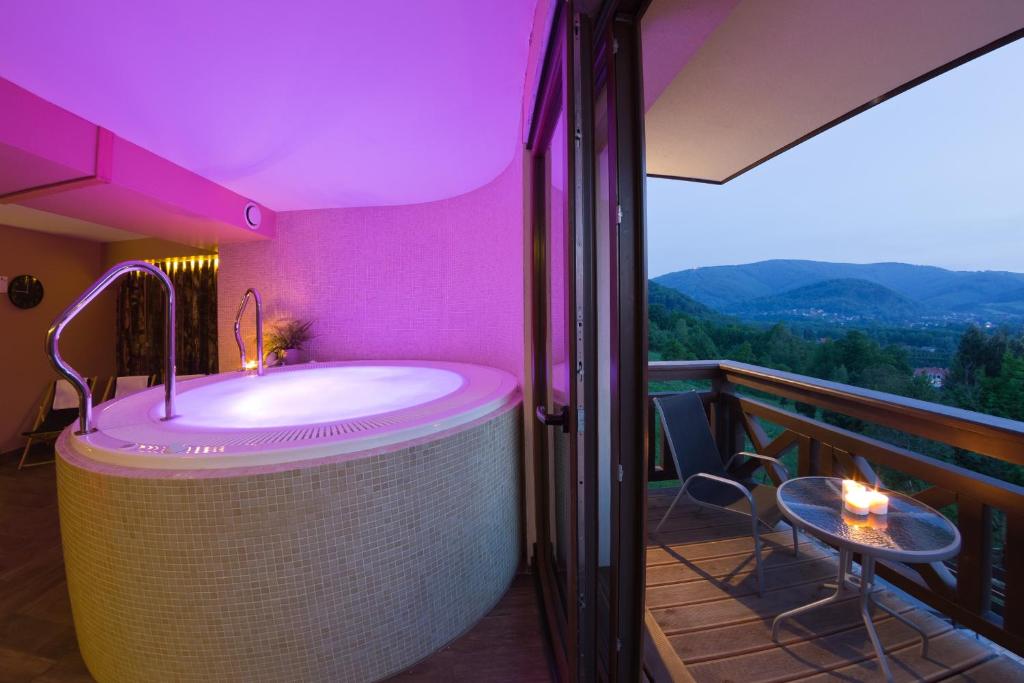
xmin=529 ymin=3 xmax=601 ymax=679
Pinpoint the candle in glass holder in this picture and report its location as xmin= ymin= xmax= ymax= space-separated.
xmin=868 ymin=489 xmax=889 ymax=516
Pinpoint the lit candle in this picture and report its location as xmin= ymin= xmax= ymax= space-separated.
xmin=842 ymin=479 xmax=864 ymax=498
xmin=869 ymin=489 xmax=889 ymax=516
xmin=244 ymin=360 xmax=258 ymax=370
xmin=843 ymin=487 xmax=871 ymax=516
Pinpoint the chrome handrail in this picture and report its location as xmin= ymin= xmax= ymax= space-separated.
xmin=233 ymin=288 xmax=264 ymax=375
xmin=46 ymin=260 xmax=176 ymax=434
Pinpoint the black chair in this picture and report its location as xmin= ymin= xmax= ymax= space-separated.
xmin=19 ymin=377 xmax=94 ymax=469
xmin=653 ymin=391 xmax=797 ymax=595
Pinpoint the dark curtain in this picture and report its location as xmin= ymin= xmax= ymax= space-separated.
xmin=116 ymin=258 xmax=218 ymax=378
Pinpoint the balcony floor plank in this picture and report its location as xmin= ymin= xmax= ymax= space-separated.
xmin=646 ymin=484 xmax=1024 ymax=683
xmin=936 ymin=654 xmax=1024 ymax=682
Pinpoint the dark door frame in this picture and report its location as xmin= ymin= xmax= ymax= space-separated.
xmin=526 ymin=2 xmax=649 ymax=680
xmin=592 ymin=1 xmax=650 ymax=680
xmin=608 ymin=9 xmax=649 ymax=681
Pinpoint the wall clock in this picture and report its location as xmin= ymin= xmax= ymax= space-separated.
xmin=8 ymin=274 xmax=44 ymax=309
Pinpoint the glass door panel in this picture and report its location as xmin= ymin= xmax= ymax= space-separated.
xmin=545 ymin=106 xmax=573 ymax=613
xmin=530 ymin=6 xmax=580 ymax=678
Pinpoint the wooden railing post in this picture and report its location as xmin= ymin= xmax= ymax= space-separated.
xmin=1004 ymin=511 xmax=1024 ymax=638
xmin=798 ymin=436 xmax=816 ymax=477
xmin=728 ymin=394 xmax=746 ymax=457
xmin=957 ymin=496 xmax=993 ymax=615
xmin=711 ymin=380 xmax=739 ymax=462
xmin=646 ymin=396 xmax=657 ymax=481
xmin=646 ymin=393 xmax=678 ymax=482
xmin=711 ymin=390 xmax=725 ymax=463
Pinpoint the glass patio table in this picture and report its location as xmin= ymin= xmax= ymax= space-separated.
xmin=772 ymin=476 xmax=961 ymax=682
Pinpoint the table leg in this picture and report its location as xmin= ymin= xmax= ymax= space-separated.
xmin=772 ymin=550 xmax=901 ymax=682
xmin=869 ymin=587 xmax=930 ymax=656
xmin=822 ymin=548 xmax=852 ymax=591
xmin=771 ymin=548 xmax=851 ymax=641
xmin=858 ymin=556 xmax=895 ymax=682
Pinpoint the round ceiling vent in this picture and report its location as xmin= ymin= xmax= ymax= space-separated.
xmin=244 ymin=202 xmax=262 ymax=229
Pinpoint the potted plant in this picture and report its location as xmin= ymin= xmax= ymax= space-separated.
xmin=267 ymin=318 xmax=315 ymax=365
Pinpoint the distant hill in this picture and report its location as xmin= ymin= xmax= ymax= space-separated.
xmin=729 ymin=278 xmax=920 ymax=323
xmin=648 ymin=280 xmax=724 ymax=320
xmin=654 ymin=260 xmax=1024 ymax=324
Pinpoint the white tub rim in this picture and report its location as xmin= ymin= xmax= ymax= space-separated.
xmin=64 ymin=360 xmax=519 ymax=472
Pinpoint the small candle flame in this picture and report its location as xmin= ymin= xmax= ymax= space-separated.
xmin=842 ymin=479 xmax=888 ymax=517
xmin=244 ymin=360 xmax=258 ymax=370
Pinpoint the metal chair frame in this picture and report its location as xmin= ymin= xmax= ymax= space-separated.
xmin=652 ymin=394 xmax=798 ymax=596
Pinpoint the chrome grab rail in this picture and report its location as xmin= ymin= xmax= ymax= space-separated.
xmin=233 ymin=288 xmax=264 ymax=375
xmin=46 ymin=260 xmax=176 ymax=434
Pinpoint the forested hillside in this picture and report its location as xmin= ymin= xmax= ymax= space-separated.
xmin=648 ymin=281 xmax=1024 ymax=487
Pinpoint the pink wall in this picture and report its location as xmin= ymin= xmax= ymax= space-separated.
xmin=218 ymin=155 xmax=525 ymax=379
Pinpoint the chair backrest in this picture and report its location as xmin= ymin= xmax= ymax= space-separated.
xmin=114 ymin=375 xmax=152 ymax=399
xmin=52 ymin=378 xmax=82 ymax=410
xmin=654 ymin=392 xmax=726 ymax=481
xmin=45 ymin=377 xmax=94 ymax=416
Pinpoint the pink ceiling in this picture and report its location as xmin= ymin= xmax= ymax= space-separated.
xmin=0 ymin=1 xmax=538 ymax=211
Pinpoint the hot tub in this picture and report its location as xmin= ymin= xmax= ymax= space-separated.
xmin=56 ymin=360 xmax=522 ymax=682
xmin=70 ymin=360 xmax=518 ymax=469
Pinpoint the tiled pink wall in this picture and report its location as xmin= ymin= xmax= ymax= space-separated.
xmin=218 ymin=156 xmax=524 ymax=379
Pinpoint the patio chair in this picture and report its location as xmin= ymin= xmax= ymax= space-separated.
xmin=99 ymin=374 xmax=154 ymax=403
xmin=652 ymin=391 xmax=797 ymax=596
xmin=19 ymin=377 xmax=95 ymax=469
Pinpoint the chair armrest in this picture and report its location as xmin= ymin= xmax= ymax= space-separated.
xmin=726 ymin=451 xmax=790 ymax=482
xmin=680 ymin=472 xmax=757 ymax=518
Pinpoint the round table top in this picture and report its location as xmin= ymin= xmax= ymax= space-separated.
xmin=777 ymin=476 xmax=961 ymax=563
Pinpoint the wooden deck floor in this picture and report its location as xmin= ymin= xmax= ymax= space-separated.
xmin=645 ymin=486 xmax=1024 ymax=682
xmin=0 ymin=450 xmax=554 ymax=683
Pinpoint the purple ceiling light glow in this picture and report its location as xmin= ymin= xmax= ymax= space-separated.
xmin=0 ymin=1 xmax=538 ymax=210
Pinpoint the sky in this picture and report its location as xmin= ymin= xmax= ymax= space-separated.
xmin=646 ymin=38 xmax=1024 ymax=278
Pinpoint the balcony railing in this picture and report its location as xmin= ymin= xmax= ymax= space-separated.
xmin=646 ymin=360 xmax=1024 ymax=655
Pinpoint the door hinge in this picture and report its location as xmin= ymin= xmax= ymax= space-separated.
xmin=613 ymin=38 xmax=619 ymax=54
xmin=577 ymin=407 xmax=585 ymax=434
xmin=616 ymin=203 xmax=623 ymax=225
xmin=616 ymin=637 xmax=622 ymax=652
xmin=617 ymin=464 xmax=624 ymax=482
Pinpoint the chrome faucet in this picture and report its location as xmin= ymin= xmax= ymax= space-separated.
xmin=234 ymin=288 xmax=265 ymax=375
xmin=46 ymin=260 xmax=176 ymax=433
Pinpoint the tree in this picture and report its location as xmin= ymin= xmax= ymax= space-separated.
xmin=981 ymin=352 xmax=1024 ymax=422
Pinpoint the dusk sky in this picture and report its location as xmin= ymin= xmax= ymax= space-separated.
xmin=646 ymin=38 xmax=1023 ymax=278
